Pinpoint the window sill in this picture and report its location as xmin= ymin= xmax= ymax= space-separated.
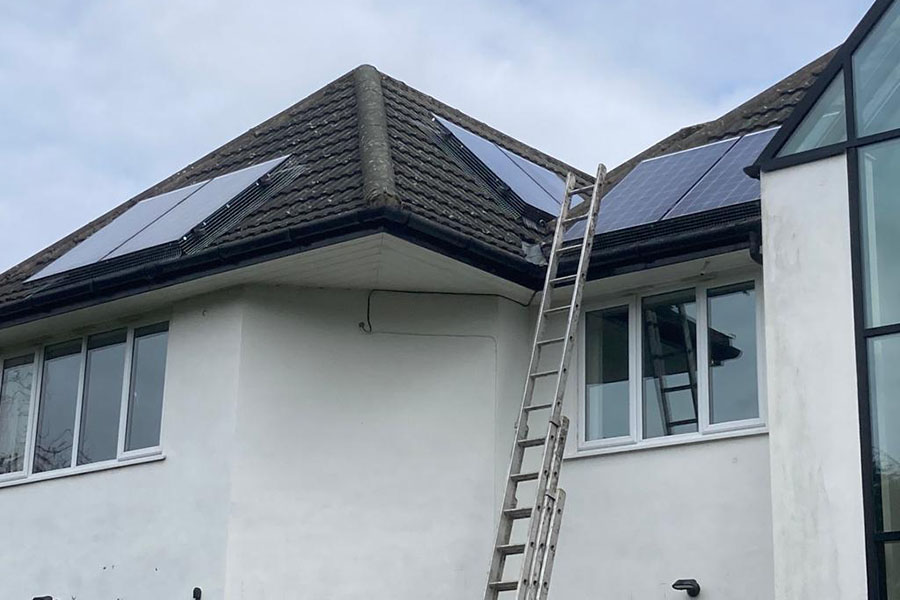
xmin=0 ymin=451 xmax=165 ymax=490
xmin=566 ymin=426 xmax=768 ymax=460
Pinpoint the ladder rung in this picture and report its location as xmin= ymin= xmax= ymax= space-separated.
xmin=661 ymin=384 xmax=694 ymax=393
xmin=503 ymin=507 xmax=533 ymax=519
xmin=550 ymin=274 xmax=578 ymax=286
xmin=517 ymin=437 xmax=546 ymax=448
xmin=536 ymin=336 xmax=566 ymax=347
xmin=524 ymin=403 xmax=553 ymax=412
xmin=488 ymin=581 xmax=519 ymax=592
xmin=558 ymin=243 xmax=582 ymax=254
xmin=543 ymin=305 xmax=570 ymax=316
xmin=510 ymin=471 xmax=540 ymax=483
xmin=530 ymin=369 xmax=559 ymax=379
xmin=570 ymin=184 xmax=594 ymax=195
xmin=496 ymin=543 xmax=526 ymax=556
xmin=561 ymin=213 xmax=588 ymax=225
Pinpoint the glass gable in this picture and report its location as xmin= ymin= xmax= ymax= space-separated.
xmin=777 ymin=71 xmax=848 ymax=157
xmin=854 ymin=0 xmax=900 ymax=137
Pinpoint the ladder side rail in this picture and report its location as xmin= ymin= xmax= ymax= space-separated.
xmin=535 ymin=489 xmax=567 ymax=600
xmin=548 ymin=164 xmax=606 ymax=425
xmin=515 ymin=166 xmax=606 ymax=600
xmin=484 ymin=174 xmax=577 ymax=600
xmin=524 ymin=417 xmax=569 ymax=600
xmin=646 ymin=312 xmax=674 ymax=435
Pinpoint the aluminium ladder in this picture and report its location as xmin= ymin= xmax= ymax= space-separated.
xmin=484 ymin=164 xmax=607 ymax=600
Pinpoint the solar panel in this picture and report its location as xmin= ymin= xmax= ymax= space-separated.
xmin=564 ymin=137 xmax=739 ymax=241
xmin=665 ymin=128 xmax=777 ymax=219
xmin=434 ymin=115 xmax=562 ymax=216
xmin=30 ymin=156 xmax=288 ymax=280
xmin=106 ymin=156 xmax=287 ymax=259
xmin=31 ymin=182 xmax=208 ymax=279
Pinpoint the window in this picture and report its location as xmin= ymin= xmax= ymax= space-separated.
xmin=0 ymin=321 xmax=168 ymax=484
xmin=584 ymin=306 xmax=631 ymax=442
xmin=0 ymin=355 xmax=34 ymax=474
xmin=860 ymin=138 xmax=900 ymax=328
xmin=707 ymin=283 xmax=759 ymax=424
xmin=778 ymin=71 xmax=848 ymax=157
xmin=853 ymin=0 xmax=900 ymax=137
xmin=858 ymin=132 xmax=900 ymax=599
xmin=642 ymin=290 xmax=698 ymax=439
xmin=581 ymin=278 xmax=763 ymax=451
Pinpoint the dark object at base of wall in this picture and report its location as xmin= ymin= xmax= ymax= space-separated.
xmin=672 ymin=578 xmax=702 ymax=597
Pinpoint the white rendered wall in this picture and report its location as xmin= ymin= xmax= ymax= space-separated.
xmin=0 ymin=291 xmax=245 ymax=599
xmin=223 ymin=287 xmax=516 ymax=600
xmin=0 ymin=271 xmax=775 ymax=600
xmin=761 ymin=154 xmax=868 ymax=599
xmin=224 ymin=284 xmax=774 ymax=600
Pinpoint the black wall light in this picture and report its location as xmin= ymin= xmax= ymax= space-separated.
xmin=672 ymin=578 xmax=701 ymax=597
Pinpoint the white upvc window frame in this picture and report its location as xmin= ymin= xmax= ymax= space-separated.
xmin=576 ymin=270 xmax=767 ymax=456
xmin=0 ymin=318 xmax=169 ymax=488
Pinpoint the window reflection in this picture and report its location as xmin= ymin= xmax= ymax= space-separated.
xmin=869 ymin=334 xmax=900 ymax=533
xmin=778 ymin=71 xmax=848 ymax=156
xmin=0 ymin=355 xmax=34 ymax=474
xmin=585 ymin=306 xmax=630 ymax=441
xmin=125 ymin=324 xmax=168 ymax=451
xmin=642 ymin=290 xmax=698 ymax=438
xmin=34 ymin=340 xmax=82 ymax=473
xmin=77 ymin=330 xmax=127 ymax=465
xmin=853 ymin=0 xmax=900 ymax=137
xmin=860 ymin=139 xmax=900 ymax=328
xmin=708 ymin=283 xmax=759 ymax=424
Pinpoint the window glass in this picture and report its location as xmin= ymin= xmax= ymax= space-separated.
xmin=860 ymin=139 xmax=900 ymax=327
xmin=125 ymin=324 xmax=168 ymax=451
xmin=853 ymin=0 xmax=900 ymax=137
xmin=0 ymin=355 xmax=34 ymax=474
xmin=585 ymin=306 xmax=630 ymax=441
xmin=642 ymin=290 xmax=698 ymax=438
xmin=708 ymin=283 xmax=759 ymax=424
xmin=34 ymin=340 xmax=82 ymax=473
xmin=885 ymin=542 xmax=900 ymax=600
xmin=77 ymin=330 xmax=127 ymax=465
xmin=778 ymin=71 xmax=847 ymax=156
xmin=869 ymin=334 xmax=900 ymax=533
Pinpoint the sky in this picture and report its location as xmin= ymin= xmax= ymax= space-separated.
xmin=0 ymin=0 xmax=873 ymax=272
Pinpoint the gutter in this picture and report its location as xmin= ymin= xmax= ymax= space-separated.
xmin=0 ymin=205 xmax=544 ymax=329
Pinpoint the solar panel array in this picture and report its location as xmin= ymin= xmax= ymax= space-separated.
xmin=667 ymin=128 xmax=778 ymax=218
xmin=32 ymin=156 xmax=288 ymax=280
xmin=434 ymin=115 xmax=565 ymax=216
xmin=565 ymin=128 xmax=777 ymax=240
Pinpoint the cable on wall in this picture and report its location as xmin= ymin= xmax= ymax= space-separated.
xmin=358 ymin=288 xmax=538 ymax=333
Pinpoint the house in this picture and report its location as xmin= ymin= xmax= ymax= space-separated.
xmin=0 ymin=0 xmax=897 ymax=598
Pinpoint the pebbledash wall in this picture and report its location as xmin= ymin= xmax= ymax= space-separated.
xmin=0 ymin=279 xmax=774 ymax=599
xmin=760 ymin=155 xmax=868 ymax=599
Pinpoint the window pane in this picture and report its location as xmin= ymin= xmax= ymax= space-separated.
xmin=869 ymin=334 xmax=900 ymax=533
xmin=860 ymin=139 xmax=900 ymax=328
xmin=853 ymin=0 xmax=900 ymax=137
xmin=777 ymin=71 xmax=847 ymax=156
xmin=34 ymin=340 xmax=82 ymax=473
xmin=642 ymin=290 xmax=698 ymax=438
xmin=77 ymin=330 xmax=126 ymax=465
xmin=585 ymin=306 xmax=630 ymax=441
xmin=125 ymin=324 xmax=168 ymax=451
xmin=884 ymin=542 xmax=900 ymax=600
xmin=0 ymin=355 xmax=34 ymax=474
xmin=708 ymin=283 xmax=759 ymax=424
